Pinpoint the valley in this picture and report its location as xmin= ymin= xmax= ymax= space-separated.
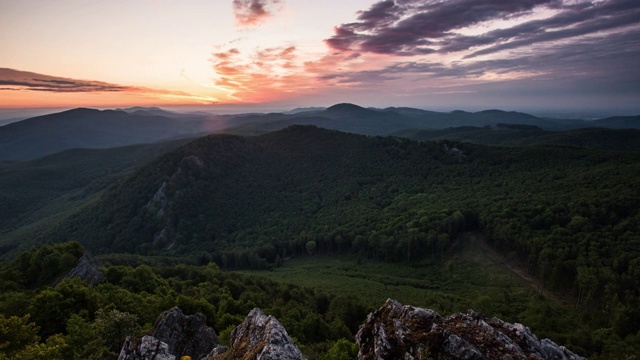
xmin=0 ymin=105 xmax=639 ymax=359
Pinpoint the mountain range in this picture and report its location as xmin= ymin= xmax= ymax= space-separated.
xmin=2 ymin=103 xmax=639 ymax=161
xmin=0 ymin=104 xmax=639 ymax=358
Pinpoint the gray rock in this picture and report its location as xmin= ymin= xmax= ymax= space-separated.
xmin=206 ymin=308 xmax=305 ymax=360
xmin=356 ymin=299 xmax=442 ymax=360
xmin=150 ymin=307 xmax=219 ymax=360
xmin=356 ymin=299 xmax=585 ymax=360
xmin=55 ymin=252 xmax=104 ymax=286
xmin=118 ymin=307 xmax=218 ymax=360
xmin=118 ymin=335 xmax=175 ymax=360
xmin=443 ymin=334 xmax=483 ymax=360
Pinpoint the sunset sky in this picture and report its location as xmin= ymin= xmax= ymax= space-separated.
xmin=1 ymin=0 xmax=639 ymax=112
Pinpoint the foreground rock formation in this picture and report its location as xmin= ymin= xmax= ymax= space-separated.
xmin=206 ymin=308 xmax=304 ymax=360
xmin=119 ymin=299 xmax=586 ymax=360
xmin=118 ymin=307 xmax=304 ymax=360
xmin=119 ymin=307 xmax=219 ymax=360
xmin=356 ymin=299 xmax=585 ymax=360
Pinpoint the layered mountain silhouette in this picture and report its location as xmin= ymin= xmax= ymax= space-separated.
xmin=2 ymin=103 xmax=639 ymax=161
xmin=0 ymin=108 xmax=240 ymax=161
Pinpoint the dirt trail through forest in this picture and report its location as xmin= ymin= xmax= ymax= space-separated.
xmin=471 ymin=232 xmax=570 ymax=304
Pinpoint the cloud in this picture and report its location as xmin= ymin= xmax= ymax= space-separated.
xmin=325 ymin=0 xmax=640 ymax=57
xmin=316 ymin=25 xmax=640 ymax=97
xmin=0 ymin=68 xmax=132 ymax=93
xmin=204 ymin=0 xmax=638 ymax=108
xmin=233 ymin=0 xmax=282 ymax=27
xmin=0 ymin=68 xmax=217 ymax=103
xmin=211 ymin=46 xmax=316 ymax=102
xmin=312 ymin=0 xmax=640 ymax=107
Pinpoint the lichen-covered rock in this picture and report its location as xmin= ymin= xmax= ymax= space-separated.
xmin=55 ymin=252 xmax=105 ymax=286
xmin=150 ymin=307 xmax=219 ymax=360
xmin=118 ymin=335 xmax=175 ymax=360
xmin=356 ymin=299 xmax=585 ymax=360
xmin=206 ymin=308 xmax=304 ymax=360
xmin=118 ymin=307 xmax=219 ymax=360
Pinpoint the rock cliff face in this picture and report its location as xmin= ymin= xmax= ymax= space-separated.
xmin=118 ymin=307 xmax=219 ymax=360
xmin=356 ymin=299 xmax=585 ymax=360
xmin=206 ymin=308 xmax=305 ymax=360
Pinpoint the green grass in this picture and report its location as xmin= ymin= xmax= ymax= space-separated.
xmin=239 ymin=234 xmax=544 ymax=318
xmin=237 ymin=234 xmax=591 ymax=353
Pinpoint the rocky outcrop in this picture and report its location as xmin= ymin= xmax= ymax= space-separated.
xmin=55 ymin=252 xmax=104 ymax=286
xmin=206 ymin=308 xmax=305 ymax=360
xmin=120 ymin=300 xmax=584 ymax=360
xmin=356 ymin=299 xmax=585 ymax=360
xmin=118 ymin=307 xmax=218 ymax=360
xmin=151 ymin=307 xmax=219 ymax=358
xmin=119 ymin=335 xmax=175 ymax=360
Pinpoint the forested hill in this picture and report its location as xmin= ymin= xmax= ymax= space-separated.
xmin=393 ymin=125 xmax=640 ymax=152
xmin=24 ymin=126 xmax=636 ymax=332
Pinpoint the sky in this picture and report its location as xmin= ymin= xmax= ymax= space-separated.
xmin=1 ymin=0 xmax=639 ymax=113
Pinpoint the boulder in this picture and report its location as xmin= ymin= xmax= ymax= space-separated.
xmin=118 ymin=307 xmax=218 ymax=360
xmin=206 ymin=308 xmax=304 ymax=360
xmin=118 ymin=335 xmax=175 ymax=360
xmin=150 ymin=307 xmax=219 ymax=359
xmin=356 ymin=299 xmax=585 ymax=360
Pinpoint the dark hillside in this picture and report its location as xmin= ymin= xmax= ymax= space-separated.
xmin=34 ymin=126 xmax=638 ymax=326
xmin=395 ymin=125 xmax=640 ymax=152
xmin=592 ymin=115 xmax=640 ymax=129
xmin=4 ymin=125 xmax=639 ymax=357
xmin=0 ymin=108 xmax=207 ymax=161
xmin=0 ymin=139 xmax=191 ymax=255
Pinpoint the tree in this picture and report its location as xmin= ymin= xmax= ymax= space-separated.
xmin=306 ymin=241 xmax=317 ymax=256
xmin=0 ymin=314 xmax=68 ymax=360
xmin=0 ymin=314 xmax=39 ymax=356
xmin=94 ymin=309 xmax=142 ymax=355
xmin=318 ymin=339 xmax=358 ymax=360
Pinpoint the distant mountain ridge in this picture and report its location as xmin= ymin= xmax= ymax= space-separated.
xmin=2 ymin=103 xmax=639 ymax=161
xmin=393 ymin=124 xmax=640 ymax=152
xmin=0 ymin=108 xmax=236 ymax=161
xmin=225 ymin=103 xmax=640 ymax=136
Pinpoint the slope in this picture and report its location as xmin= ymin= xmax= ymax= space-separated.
xmin=394 ymin=124 xmax=640 ymax=152
xmin=6 ymin=124 xmax=640 ymax=353
xmin=0 ymin=138 xmax=192 ymax=257
xmin=0 ymin=108 xmax=222 ymax=161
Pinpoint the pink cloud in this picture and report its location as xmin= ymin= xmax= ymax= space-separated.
xmin=233 ymin=0 xmax=283 ymax=27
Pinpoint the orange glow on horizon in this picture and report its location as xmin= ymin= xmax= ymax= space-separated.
xmin=0 ymin=90 xmax=219 ymax=109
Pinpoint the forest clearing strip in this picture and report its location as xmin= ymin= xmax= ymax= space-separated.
xmin=470 ymin=232 xmax=570 ymax=304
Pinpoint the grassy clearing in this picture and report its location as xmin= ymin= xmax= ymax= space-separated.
xmin=237 ymin=233 xmax=591 ymax=352
xmin=238 ymin=234 xmax=549 ymax=318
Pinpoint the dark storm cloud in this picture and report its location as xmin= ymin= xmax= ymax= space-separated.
xmin=233 ymin=0 xmax=282 ymax=27
xmin=325 ymin=0 xmax=640 ymax=57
